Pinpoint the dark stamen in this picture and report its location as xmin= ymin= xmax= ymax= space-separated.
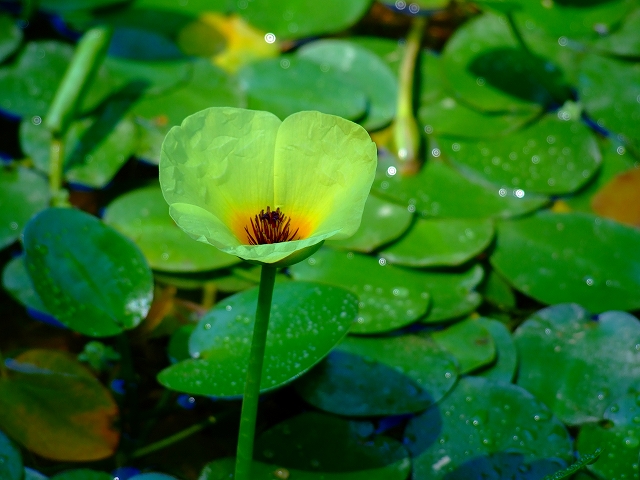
xmin=244 ymin=207 xmax=299 ymax=245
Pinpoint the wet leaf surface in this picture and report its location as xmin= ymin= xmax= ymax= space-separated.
xmin=23 ymin=208 xmax=154 ymax=337
xmin=430 ymin=318 xmax=495 ymax=374
xmin=490 ymin=211 xmax=640 ymax=312
xmin=158 ymin=281 xmax=357 ymax=396
xmin=514 ymin=304 xmax=640 ymax=425
xmin=295 ymin=335 xmax=458 ymax=416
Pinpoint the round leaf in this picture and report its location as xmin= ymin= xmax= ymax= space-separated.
xmin=430 ymin=317 xmax=496 ymax=374
xmin=0 ymin=15 xmax=22 ymax=63
xmin=290 ymin=248 xmax=431 ymax=334
xmin=104 ymin=185 xmax=240 ymax=272
xmin=295 ymin=335 xmax=458 ymax=416
xmin=479 ymin=269 xmax=516 ymax=310
xmin=593 ymin=7 xmax=640 ymax=57
xmin=237 ymin=0 xmax=373 ymax=40
xmin=439 ymin=115 xmax=601 ymax=195
xmin=158 ymin=281 xmax=357 ymax=396
xmin=490 ymin=211 xmax=640 ymax=312
xmin=298 ymin=39 xmax=398 ymax=130
xmin=237 ymin=57 xmax=367 ymax=121
xmin=0 ymin=350 xmax=119 ymax=461
xmin=326 ymin=193 xmax=413 ymax=253
xmin=0 ymin=167 xmax=49 ymax=250
xmin=577 ymin=393 xmax=640 ymax=480
xmin=405 ymin=377 xmax=573 ymax=480
xmin=2 ymin=256 xmax=49 ymax=313
xmin=475 ymin=317 xmax=518 ymax=383
xmin=23 ymin=208 xmax=154 ymax=337
xmin=381 ymin=218 xmax=494 ymax=267
xmin=373 ymin=157 xmax=548 ymax=219
xmin=514 ymin=304 xmax=640 ymax=425
xmin=419 ymin=264 xmax=484 ymax=323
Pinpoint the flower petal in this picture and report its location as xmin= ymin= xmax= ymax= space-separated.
xmin=160 ymin=107 xmax=281 ymax=243
xmin=273 ymin=111 xmax=377 ymax=240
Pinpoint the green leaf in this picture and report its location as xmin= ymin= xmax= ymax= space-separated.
xmin=0 ymin=15 xmax=22 ymax=63
xmin=327 ymin=194 xmax=413 ymax=253
xmin=479 ymin=269 xmax=516 ymax=310
xmin=24 ymin=468 xmax=49 ymax=480
xmin=577 ymin=394 xmax=640 ymax=479
xmin=475 ymin=317 xmax=518 ymax=383
xmin=104 ymin=185 xmax=240 ymax=272
xmin=373 ymin=157 xmax=548 ymax=219
xmin=542 ymin=449 xmax=602 ymax=480
xmin=298 ymin=39 xmax=398 ymax=130
xmin=0 ymin=41 xmax=113 ymax=119
xmin=405 ymin=377 xmax=573 ymax=480
xmin=237 ymin=0 xmax=373 ymax=40
xmin=21 ymin=98 xmax=137 ymax=189
xmin=158 ymin=281 xmax=357 ymax=396
xmin=441 ymin=12 xmax=555 ymax=113
xmin=439 ymin=115 xmax=601 ymax=195
xmin=2 ymin=256 xmax=49 ymax=313
xmin=0 ymin=350 xmax=119 ymax=461
xmin=0 ymin=167 xmax=49 ymax=250
xmin=514 ymin=304 xmax=640 ymax=425
xmin=419 ymin=264 xmax=484 ymax=323
xmin=237 ymin=57 xmax=367 ymax=121
xmin=593 ymin=7 xmax=640 ymax=57
xmin=0 ymin=429 xmax=22 ymax=480
xmin=295 ymin=335 xmax=458 ymax=416
xmin=23 ymin=208 xmax=154 ymax=337
xmin=579 ymin=54 xmax=640 ymax=149
xmin=381 ymin=218 xmax=494 ymax=267
xmin=290 ymin=248 xmax=431 ymax=334
xmin=430 ymin=317 xmax=496 ymax=374
xmin=490 ymin=211 xmax=640 ymax=312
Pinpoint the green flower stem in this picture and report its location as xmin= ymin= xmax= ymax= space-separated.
xmin=394 ymin=15 xmax=426 ymax=176
xmin=49 ymin=136 xmax=66 ymax=207
xmin=234 ymin=264 xmax=277 ymax=480
xmin=131 ymin=416 xmax=217 ymax=459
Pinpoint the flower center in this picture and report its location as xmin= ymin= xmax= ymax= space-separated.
xmin=245 ymin=207 xmax=299 ymax=245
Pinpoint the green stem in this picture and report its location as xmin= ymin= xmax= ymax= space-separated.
xmin=393 ymin=15 xmax=426 ymax=176
xmin=131 ymin=416 xmax=216 ymax=459
xmin=49 ymin=136 xmax=65 ymax=206
xmin=234 ymin=265 xmax=277 ymax=480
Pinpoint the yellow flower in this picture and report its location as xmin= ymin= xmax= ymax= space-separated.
xmin=159 ymin=107 xmax=377 ymax=265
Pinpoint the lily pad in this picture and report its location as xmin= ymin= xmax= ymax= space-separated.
xmin=514 ymin=304 xmax=640 ymax=425
xmin=290 ymin=248 xmax=431 ymax=334
xmin=439 ymin=115 xmax=601 ymax=195
xmin=0 ymin=167 xmax=49 ymax=250
xmin=349 ymin=36 xmax=405 ymax=75
xmin=298 ymin=39 xmax=398 ymax=130
xmin=490 ymin=211 xmax=640 ymax=312
xmin=579 ymin=54 xmax=640 ymax=148
xmin=381 ymin=218 xmax=494 ymax=267
xmin=103 ymin=56 xmax=193 ymax=97
xmin=23 ymin=208 xmax=154 ymax=337
xmin=480 ymin=269 xmax=516 ymax=310
xmin=430 ymin=318 xmax=496 ymax=374
xmin=405 ymin=377 xmax=573 ymax=480
xmin=326 ymin=193 xmax=413 ymax=253
xmin=420 ymin=264 xmax=485 ymax=323
xmin=441 ymin=12 xmax=558 ymax=113
xmin=20 ymin=98 xmax=137 ymax=189
xmin=576 ymin=393 xmax=640 ymax=480
xmin=373 ymin=156 xmax=548 ymax=219
xmin=0 ymin=429 xmax=22 ymax=480
xmin=0 ymin=15 xmax=22 ymax=63
xmin=475 ymin=317 xmax=518 ymax=383
xmin=0 ymin=41 xmax=113 ymax=119
xmin=237 ymin=57 xmax=367 ymax=121
xmin=295 ymin=335 xmax=458 ymax=416
xmin=2 ymin=256 xmax=48 ymax=313
xmin=593 ymin=7 xmax=640 ymax=57
xmin=158 ymin=281 xmax=357 ymax=396
xmin=0 ymin=350 xmax=119 ymax=461
xmin=103 ymin=185 xmax=240 ymax=272
xmin=237 ymin=0 xmax=373 ymax=40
